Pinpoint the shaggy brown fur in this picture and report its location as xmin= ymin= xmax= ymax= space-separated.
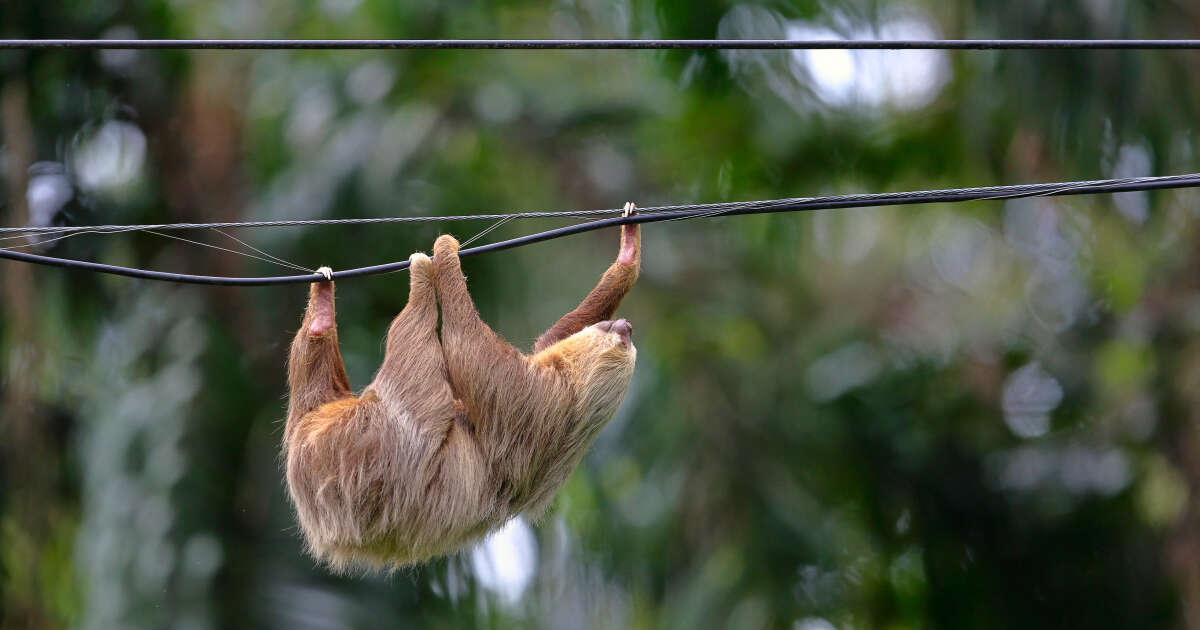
xmin=284 ymin=222 xmax=641 ymax=571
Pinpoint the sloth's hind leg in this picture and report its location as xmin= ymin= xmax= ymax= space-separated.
xmin=368 ymin=253 xmax=455 ymax=417
xmin=433 ymin=235 xmax=533 ymax=416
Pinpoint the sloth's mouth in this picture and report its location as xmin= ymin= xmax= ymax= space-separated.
xmin=596 ymin=319 xmax=633 ymax=345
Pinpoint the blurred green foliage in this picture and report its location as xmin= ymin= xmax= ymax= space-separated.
xmin=3 ymin=1 xmax=1200 ymax=629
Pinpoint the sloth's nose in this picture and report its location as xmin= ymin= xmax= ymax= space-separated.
xmin=611 ymin=319 xmax=632 ymax=339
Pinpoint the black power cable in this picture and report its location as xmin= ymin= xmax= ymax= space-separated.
xmin=4 ymin=173 xmax=1196 ymax=237
xmin=2 ymin=39 xmax=1200 ymax=50
xmin=1 ymin=174 xmax=1197 ymax=286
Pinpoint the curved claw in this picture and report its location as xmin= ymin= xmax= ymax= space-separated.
xmin=315 ymin=266 xmax=333 ymax=281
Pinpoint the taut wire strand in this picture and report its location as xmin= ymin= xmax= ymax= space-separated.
xmin=4 ymin=173 xmax=1198 ymax=236
xmin=3 ymin=39 xmax=1200 ymax=50
xmin=0 ymin=210 xmax=620 ymax=235
xmin=0 ymin=173 xmax=1197 ymax=286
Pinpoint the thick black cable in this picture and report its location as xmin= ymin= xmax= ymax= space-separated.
xmin=2 ymin=174 xmax=1198 ymax=286
xmin=2 ymin=39 xmax=1200 ymax=50
xmin=5 ymin=173 xmax=1198 ymax=236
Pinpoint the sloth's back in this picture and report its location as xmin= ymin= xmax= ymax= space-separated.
xmin=285 ymin=394 xmax=501 ymax=571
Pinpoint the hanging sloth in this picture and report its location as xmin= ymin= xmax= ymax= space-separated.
xmin=283 ymin=211 xmax=640 ymax=571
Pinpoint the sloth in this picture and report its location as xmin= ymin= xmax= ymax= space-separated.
xmin=283 ymin=214 xmax=640 ymax=571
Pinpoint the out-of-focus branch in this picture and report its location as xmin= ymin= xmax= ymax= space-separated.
xmin=1 ymin=77 xmax=52 ymax=630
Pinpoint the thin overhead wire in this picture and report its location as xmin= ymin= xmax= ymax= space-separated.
xmin=1 ymin=173 xmax=1197 ymax=286
xmin=459 ymin=216 xmax=517 ymax=248
xmin=5 ymin=173 xmax=1199 ymax=237
xmin=139 ymin=230 xmax=314 ymax=274
xmin=207 ymin=227 xmax=315 ymax=273
xmin=2 ymin=39 xmax=1200 ymax=50
xmin=0 ymin=210 xmax=618 ymax=235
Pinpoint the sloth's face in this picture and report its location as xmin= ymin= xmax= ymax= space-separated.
xmin=591 ymin=318 xmax=634 ymax=350
xmin=566 ymin=320 xmax=636 ymax=418
xmin=537 ymin=319 xmax=637 ymax=375
xmin=548 ymin=319 xmax=637 ymax=375
xmin=574 ymin=319 xmax=637 ymax=366
xmin=580 ymin=318 xmax=636 ymax=371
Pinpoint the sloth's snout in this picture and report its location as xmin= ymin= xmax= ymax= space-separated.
xmin=597 ymin=319 xmax=633 ymax=344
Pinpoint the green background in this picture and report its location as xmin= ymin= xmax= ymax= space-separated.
xmin=2 ymin=1 xmax=1200 ymax=628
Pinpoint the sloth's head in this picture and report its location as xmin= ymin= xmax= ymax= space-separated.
xmin=566 ymin=319 xmax=636 ymax=421
xmin=571 ymin=318 xmax=636 ymax=362
xmin=538 ymin=319 xmax=637 ymax=412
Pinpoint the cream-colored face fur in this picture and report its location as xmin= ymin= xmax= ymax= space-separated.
xmin=284 ymin=225 xmax=641 ymax=572
xmin=552 ymin=321 xmax=637 ymax=420
xmin=558 ymin=321 xmax=636 ymax=364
